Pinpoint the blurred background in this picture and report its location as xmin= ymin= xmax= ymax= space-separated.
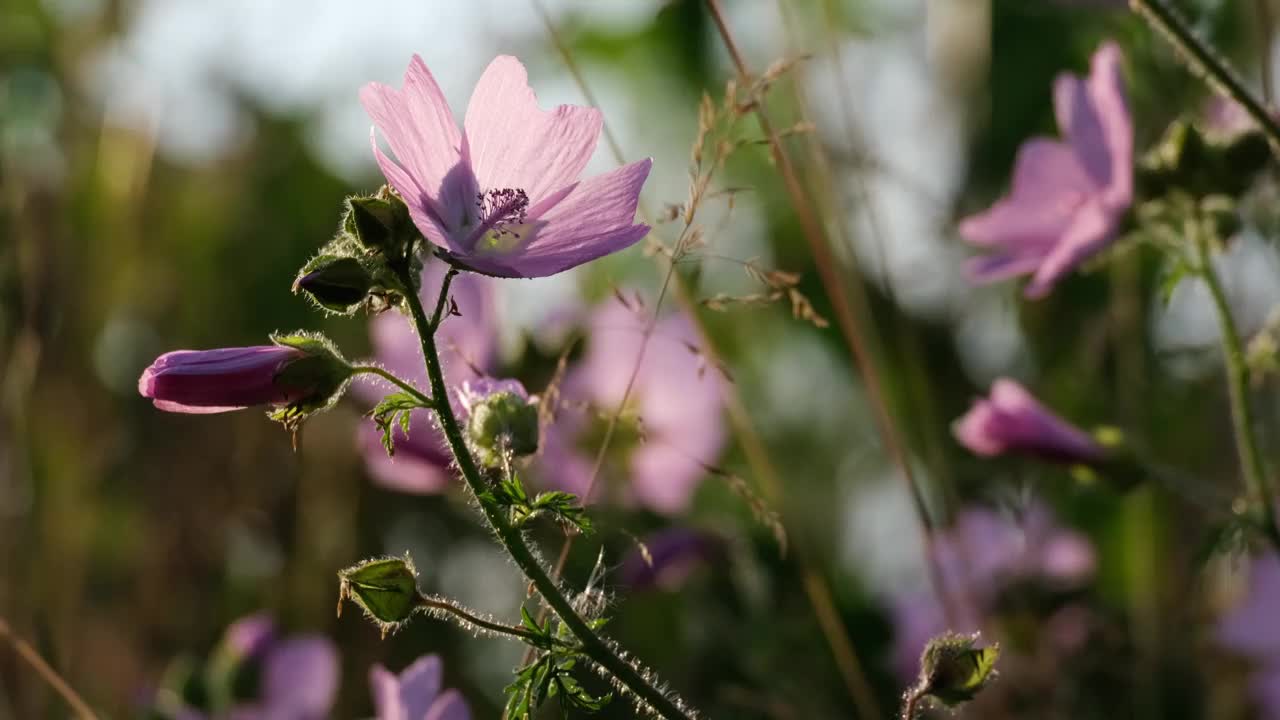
xmin=4 ymin=0 xmax=1280 ymax=717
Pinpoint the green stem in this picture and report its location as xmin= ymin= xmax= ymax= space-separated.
xmin=351 ymin=365 xmax=434 ymax=407
xmin=395 ymin=264 xmax=698 ymax=720
xmin=1194 ymin=228 xmax=1280 ymax=547
xmin=417 ymin=594 xmax=567 ymax=647
xmin=1131 ymin=0 xmax=1280 ymax=155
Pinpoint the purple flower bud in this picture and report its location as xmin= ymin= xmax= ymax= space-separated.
xmin=138 ymin=346 xmax=315 ymax=414
xmin=953 ymin=379 xmax=1103 ymax=464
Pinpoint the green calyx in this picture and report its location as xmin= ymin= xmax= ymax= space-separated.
xmin=337 ymin=554 xmax=421 ymax=637
xmin=466 ymin=391 xmax=540 ymax=468
xmin=267 ymin=331 xmax=354 ymax=431
xmin=916 ymin=632 xmax=1000 ymax=707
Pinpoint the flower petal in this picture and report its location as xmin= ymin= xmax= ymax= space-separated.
xmin=1055 ymin=43 xmax=1131 ymax=207
xmin=958 ymin=139 xmax=1092 ymax=248
xmin=261 ymin=637 xmax=339 ymax=718
xmin=369 ymin=132 xmax=456 ymax=251
xmin=1024 ymin=198 xmax=1117 ymax=298
xmin=464 ymin=159 xmax=651 ymax=278
xmin=395 ymin=655 xmax=444 ymax=720
xmin=462 ymin=55 xmax=602 ymax=202
xmin=426 ymin=689 xmax=471 ymax=720
xmin=370 ymin=664 xmax=405 ymax=720
xmin=361 ymin=56 xmax=470 ymax=227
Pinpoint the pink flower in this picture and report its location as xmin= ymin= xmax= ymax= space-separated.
xmin=961 ymin=41 xmax=1132 ymax=298
xmin=890 ymin=504 xmax=1096 ymax=680
xmin=138 ymin=346 xmax=312 ymax=414
xmin=370 ymin=655 xmax=470 ymax=720
xmin=536 ymin=298 xmax=725 ymax=514
xmin=362 ymin=55 xmax=652 ymax=278
xmin=954 ymin=378 xmax=1103 ymax=464
xmin=173 ymin=614 xmax=339 ymax=720
xmin=1219 ymin=554 xmax=1280 ymax=719
xmin=357 ymin=263 xmax=496 ymax=493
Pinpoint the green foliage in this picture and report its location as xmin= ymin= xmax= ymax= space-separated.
xmin=369 ymin=391 xmax=429 ymax=456
xmin=505 ymin=607 xmax=613 ymax=720
xmin=337 ymin=554 xmax=421 ymax=637
xmin=482 ymin=472 xmax=593 ymax=534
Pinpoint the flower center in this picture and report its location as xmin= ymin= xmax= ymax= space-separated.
xmin=464 ymin=188 xmax=530 ymax=252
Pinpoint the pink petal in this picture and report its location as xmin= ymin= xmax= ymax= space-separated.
xmin=150 ymin=399 xmax=246 ymax=414
xmin=989 ymin=378 xmax=1040 ymax=413
xmin=370 ymin=664 xmax=404 ymax=720
xmin=361 ymin=56 xmax=471 ymax=228
xmin=462 ymin=56 xmax=603 ymax=203
xmin=466 ymin=159 xmax=651 ymax=278
xmin=261 ymin=637 xmax=339 ymax=717
xmin=1087 ymin=42 xmax=1132 ymax=208
xmin=369 ymin=133 xmax=456 ymax=252
xmin=1024 ymin=198 xmax=1117 ymax=298
xmin=959 ymin=139 xmax=1092 ymax=248
xmin=964 ymin=248 xmax=1051 ymax=285
xmin=1053 ymin=43 xmax=1131 ymax=208
xmin=952 ymin=399 xmax=1006 ymax=456
xmin=426 ymin=690 xmax=471 ymax=720
xmin=395 ymin=655 xmax=444 ymax=720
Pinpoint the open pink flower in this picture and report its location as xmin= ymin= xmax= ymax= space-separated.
xmin=362 ymin=55 xmax=652 ymax=278
xmin=954 ymin=378 xmax=1103 ymax=464
xmin=138 ymin=346 xmax=312 ymax=414
xmin=961 ymin=41 xmax=1132 ymax=298
xmin=370 ymin=655 xmax=470 ymax=720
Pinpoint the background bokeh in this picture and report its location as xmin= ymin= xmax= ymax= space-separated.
xmin=4 ymin=0 xmax=1280 ymax=717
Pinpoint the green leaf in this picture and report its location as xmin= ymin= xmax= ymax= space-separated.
xmin=369 ymin=392 xmax=428 ymax=456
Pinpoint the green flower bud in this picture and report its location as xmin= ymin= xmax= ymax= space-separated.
xmin=915 ymin=632 xmax=999 ymax=707
xmin=343 ymin=188 xmax=414 ymax=256
xmin=1138 ymin=118 xmax=1270 ymax=199
xmin=337 ymin=554 xmax=421 ymax=636
xmin=293 ymin=255 xmax=377 ymax=314
xmin=462 ymin=380 xmax=539 ymax=468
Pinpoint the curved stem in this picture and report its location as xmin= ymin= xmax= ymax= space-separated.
xmin=418 ymin=594 xmax=567 ymax=646
xmin=395 ymin=264 xmax=698 ymax=720
xmin=1131 ymin=0 xmax=1280 ymax=155
xmin=1194 ymin=227 xmax=1280 ymax=547
xmin=351 ymin=365 xmax=434 ymax=407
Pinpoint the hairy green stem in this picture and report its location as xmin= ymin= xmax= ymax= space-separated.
xmin=1194 ymin=228 xmax=1280 ymax=547
xmin=351 ymin=365 xmax=434 ymax=407
xmin=418 ymin=594 xmax=566 ymax=646
xmin=394 ymin=263 xmax=698 ymax=720
xmin=1131 ymin=0 xmax=1280 ymax=155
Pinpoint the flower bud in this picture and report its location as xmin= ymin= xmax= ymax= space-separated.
xmin=1138 ymin=118 xmax=1269 ymax=199
xmin=293 ymin=255 xmax=376 ymax=314
xmin=953 ymin=379 xmax=1103 ymax=465
xmin=916 ymin=632 xmax=999 ymax=707
xmin=460 ymin=379 xmax=538 ymax=468
xmin=337 ymin=555 xmax=420 ymax=636
xmin=343 ymin=189 xmax=414 ymax=255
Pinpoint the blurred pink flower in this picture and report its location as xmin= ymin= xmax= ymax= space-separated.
xmin=370 ymin=654 xmax=470 ymax=720
xmin=961 ymin=41 xmax=1132 ymax=298
xmin=362 ymin=55 xmax=651 ymax=278
xmin=890 ymin=504 xmax=1095 ymax=680
xmin=619 ymin=527 xmax=725 ymax=591
xmin=1219 ymin=553 xmax=1280 ymax=719
xmin=953 ymin=378 xmax=1103 ymax=464
xmin=357 ymin=263 xmax=497 ymax=493
xmin=179 ymin=614 xmax=339 ymax=720
xmin=536 ymin=298 xmax=726 ymax=514
xmin=139 ymin=346 xmax=311 ymax=414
